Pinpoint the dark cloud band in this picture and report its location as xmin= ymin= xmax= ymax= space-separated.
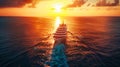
xmin=0 ymin=0 xmax=119 ymax=8
xmin=0 ymin=0 xmax=33 ymax=7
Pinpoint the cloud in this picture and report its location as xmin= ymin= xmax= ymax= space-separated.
xmin=0 ymin=0 xmax=40 ymax=8
xmin=0 ymin=0 xmax=119 ymax=8
xmin=66 ymin=0 xmax=120 ymax=8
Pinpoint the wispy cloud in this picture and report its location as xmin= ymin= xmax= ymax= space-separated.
xmin=66 ymin=0 xmax=120 ymax=8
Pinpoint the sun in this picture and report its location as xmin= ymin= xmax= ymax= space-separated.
xmin=53 ymin=3 xmax=63 ymax=12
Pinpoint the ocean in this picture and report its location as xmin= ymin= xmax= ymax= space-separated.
xmin=0 ymin=16 xmax=120 ymax=67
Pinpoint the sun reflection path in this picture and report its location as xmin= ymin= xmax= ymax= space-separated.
xmin=54 ymin=16 xmax=61 ymax=31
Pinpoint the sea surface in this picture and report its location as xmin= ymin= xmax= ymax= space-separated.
xmin=0 ymin=16 xmax=120 ymax=67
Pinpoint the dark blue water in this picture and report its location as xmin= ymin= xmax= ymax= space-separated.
xmin=0 ymin=16 xmax=120 ymax=67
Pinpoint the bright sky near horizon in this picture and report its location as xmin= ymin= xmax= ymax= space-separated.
xmin=0 ymin=0 xmax=120 ymax=17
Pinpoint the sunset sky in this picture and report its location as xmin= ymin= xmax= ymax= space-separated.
xmin=0 ymin=0 xmax=120 ymax=17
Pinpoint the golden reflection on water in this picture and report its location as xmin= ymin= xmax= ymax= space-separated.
xmin=54 ymin=16 xmax=61 ymax=31
xmin=32 ymin=16 xmax=110 ymax=57
xmin=65 ymin=17 xmax=109 ymax=34
xmin=55 ymin=16 xmax=61 ymax=28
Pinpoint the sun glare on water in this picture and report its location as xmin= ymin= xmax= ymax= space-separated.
xmin=55 ymin=16 xmax=61 ymax=28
